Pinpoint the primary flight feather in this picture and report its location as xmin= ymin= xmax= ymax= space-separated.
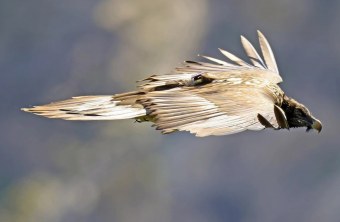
xmin=22 ymin=31 xmax=322 ymax=137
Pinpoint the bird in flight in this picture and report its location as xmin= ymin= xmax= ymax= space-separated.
xmin=22 ymin=31 xmax=322 ymax=137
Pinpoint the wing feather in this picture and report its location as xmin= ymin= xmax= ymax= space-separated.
xmin=139 ymin=31 xmax=283 ymax=91
xmin=146 ymin=83 xmax=281 ymax=136
xmin=257 ymin=30 xmax=279 ymax=74
xmin=240 ymin=35 xmax=266 ymax=68
xmin=22 ymin=95 xmax=146 ymax=120
xmin=200 ymin=55 xmax=235 ymax=66
xmin=218 ymin=48 xmax=251 ymax=66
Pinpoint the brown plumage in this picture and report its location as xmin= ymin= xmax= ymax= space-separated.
xmin=22 ymin=31 xmax=322 ymax=137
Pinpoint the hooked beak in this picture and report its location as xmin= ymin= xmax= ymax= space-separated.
xmin=311 ymin=118 xmax=322 ymax=133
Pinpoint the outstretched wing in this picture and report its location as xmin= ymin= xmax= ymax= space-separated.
xmin=144 ymin=82 xmax=282 ymax=137
xmin=140 ymin=30 xmax=282 ymax=90
xmin=139 ymin=31 xmax=285 ymax=136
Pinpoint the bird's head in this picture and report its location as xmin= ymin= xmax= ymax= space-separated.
xmin=282 ymin=96 xmax=322 ymax=133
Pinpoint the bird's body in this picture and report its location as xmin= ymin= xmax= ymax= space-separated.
xmin=22 ymin=31 xmax=322 ymax=137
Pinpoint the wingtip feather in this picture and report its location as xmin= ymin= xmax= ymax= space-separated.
xmin=257 ymin=30 xmax=279 ymax=74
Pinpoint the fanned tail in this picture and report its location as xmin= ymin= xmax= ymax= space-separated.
xmin=21 ymin=95 xmax=146 ymax=120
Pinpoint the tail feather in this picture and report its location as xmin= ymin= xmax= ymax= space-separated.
xmin=22 ymin=95 xmax=147 ymax=120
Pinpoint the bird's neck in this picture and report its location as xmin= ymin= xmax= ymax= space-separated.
xmin=281 ymin=95 xmax=300 ymax=127
xmin=282 ymin=95 xmax=296 ymax=112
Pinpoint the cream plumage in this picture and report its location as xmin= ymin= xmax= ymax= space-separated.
xmin=22 ymin=31 xmax=322 ymax=137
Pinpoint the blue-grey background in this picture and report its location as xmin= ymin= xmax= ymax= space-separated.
xmin=1 ymin=0 xmax=340 ymax=221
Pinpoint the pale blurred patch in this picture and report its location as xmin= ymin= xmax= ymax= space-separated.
xmin=3 ymin=1 xmax=209 ymax=221
xmin=93 ymin=0 xmax=209 ymax=87
xmin=1 ymin=172 xmax=98 ymax=222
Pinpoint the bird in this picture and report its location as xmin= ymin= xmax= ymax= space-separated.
xmin=22 ymin=31 xmax=322 ymax=137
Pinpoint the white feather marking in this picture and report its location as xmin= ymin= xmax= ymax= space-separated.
xmin=201 ymin=55 xmax=235 ymax=66
xmin=257 ymin=30 xmax=279 ymax=74
xmin=218 ymin=48 xmax=251 ymax=66
xmin=240 ymin=35 xmax=266 ymax=68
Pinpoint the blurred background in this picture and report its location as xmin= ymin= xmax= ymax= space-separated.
xmin=1 ymin=0 xmax=340 ymax=221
